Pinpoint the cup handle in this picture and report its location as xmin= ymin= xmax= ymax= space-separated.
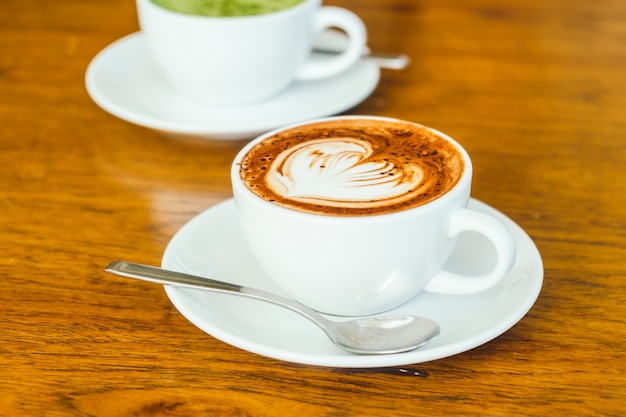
xmin=423 ymin=208 xmax=517 ymax=294
xmin=295 ymin=6 xmax=367 ymax=80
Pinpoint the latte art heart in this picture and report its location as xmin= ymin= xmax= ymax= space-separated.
xmin=238 ymin=118 xmax=464 ymax=216
xmin=267 ymin=138 xmax=425 ymax=207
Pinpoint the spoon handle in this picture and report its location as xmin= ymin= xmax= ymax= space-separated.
xmin=312 ymin=47 xmax=410 ymax=70
xmin=105 ymin=260 xmax=330 ymax=327
xmin=106 ymin=260 xmax=243 ymax=292
xmin=360 ymin=51 xmax=410 ymax=70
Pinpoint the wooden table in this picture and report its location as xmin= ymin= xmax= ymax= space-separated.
xmin=1 ymin=0 xmax=624 ymax=415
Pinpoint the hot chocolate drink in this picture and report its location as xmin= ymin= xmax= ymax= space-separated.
xmin=238 ymin=118 xmax=465 ymax=216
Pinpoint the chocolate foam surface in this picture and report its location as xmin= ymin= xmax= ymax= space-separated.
xmin=238 ymin=119 xmax=464 ymax=216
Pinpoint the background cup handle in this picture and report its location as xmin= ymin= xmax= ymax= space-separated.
xmin=424 ymin=208 xmax=517 ymax=294
xmin=295 ymin=6 xmax=367 ymax=80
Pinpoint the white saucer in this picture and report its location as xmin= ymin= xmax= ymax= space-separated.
xmin=161 ymin=199 xmax=543 ymax=368
xmin=85 ymin=32 xmax=380 ymax=140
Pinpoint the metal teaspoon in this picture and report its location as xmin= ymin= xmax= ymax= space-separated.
xmin=105 ymin=260 xmax=440 ymax=355
xmin=312 ymin=47 xmax=410 ymax=70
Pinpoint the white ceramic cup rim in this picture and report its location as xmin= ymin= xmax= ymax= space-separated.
xmin=141 ymin=0 xmax=317 ymax=22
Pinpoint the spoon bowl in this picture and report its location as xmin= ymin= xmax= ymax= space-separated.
xmin=105 ymin=260 xmax=440 ymax=355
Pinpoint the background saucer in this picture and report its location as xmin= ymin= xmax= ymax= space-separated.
xmin=161 ymin=199 xmax=543 ymax=368
xmin=85 ymin=32 xmax=380 ymax=140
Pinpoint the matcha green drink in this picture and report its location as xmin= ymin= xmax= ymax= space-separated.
xmin=152 ymin=0 xmax=304 ymax=16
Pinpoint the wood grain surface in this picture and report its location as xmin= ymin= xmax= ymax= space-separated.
xmin=1 ymin=0 xmax=624 ymax=415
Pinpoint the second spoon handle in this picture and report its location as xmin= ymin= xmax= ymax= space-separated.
xmin=312 ymin=47 xmax=410 ymax=70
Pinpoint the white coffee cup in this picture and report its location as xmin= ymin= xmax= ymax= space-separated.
xmin=136 ymin=0 xmax=367 ymax=106
xmin=231 ymin=116 xmax=516 ymax=316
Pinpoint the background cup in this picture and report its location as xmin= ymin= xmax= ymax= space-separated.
xmin=136 ymin=0 xmax=367 ymax=106
xmin=231 ymin=116 xmax=517 ymax=316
